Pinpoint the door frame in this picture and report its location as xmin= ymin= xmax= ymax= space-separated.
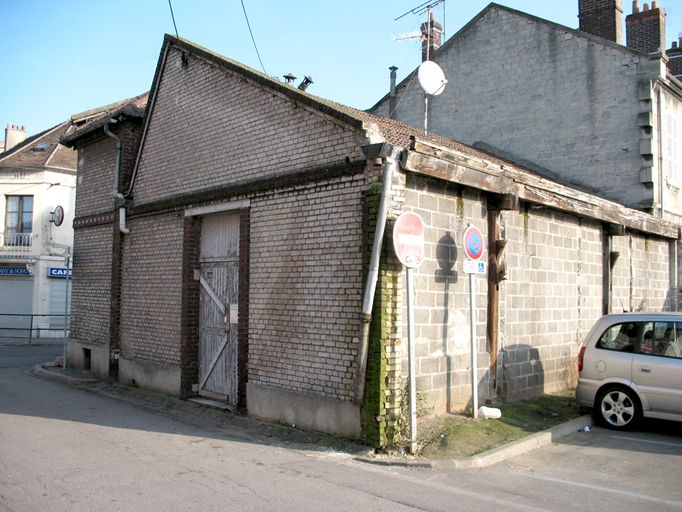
xmin=181 ymin=200 xmax=250 ymax=408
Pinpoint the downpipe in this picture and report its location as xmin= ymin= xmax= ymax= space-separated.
xmin=355 ymin=150 xmax=398 ymax=402
xmin=103 ymin=121 xmax=129 ymax=234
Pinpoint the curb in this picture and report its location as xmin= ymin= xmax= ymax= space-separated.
xmin=355 ymin=415 xmax=593 ymax=469
xmin=33 ymin=363 xmax=99 ymax=385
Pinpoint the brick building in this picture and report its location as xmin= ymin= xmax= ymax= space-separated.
xmin=62 ymin=36 xmax=679 ymax=446
xmin=371 ymin=1 xmax=682 ymax=223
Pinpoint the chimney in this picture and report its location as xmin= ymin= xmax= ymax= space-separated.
xmin=626 ymin=1 xmax=667 ymax=53
xmin=389 ymin=66 xmax=398 ymax=119
xmin=283 ymin=73 xmax=297 ymax=86
xmin=667 ymin=33 xmax=682 ymax=80
xmin=4 ymin=124 xmax=28 ymax=152
xmin=421 ymin=11 xmax=443 ymax=62
xmin=297 ymin=76 xmax=313 ymax=91
xmin=578 ymin=0 xmax=624 ymax=44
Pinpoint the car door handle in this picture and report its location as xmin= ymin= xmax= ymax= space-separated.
xmin=639 ymin=367 xmax=651 ymax=373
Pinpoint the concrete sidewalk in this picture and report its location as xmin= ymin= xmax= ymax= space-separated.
xmin=33 ymin=362 xmax=592 ymax=468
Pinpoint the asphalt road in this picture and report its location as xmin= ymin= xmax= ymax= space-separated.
xmin=1 ymin=345 xmax=681 ymax=511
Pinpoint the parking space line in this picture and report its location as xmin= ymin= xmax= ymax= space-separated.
xmin=515 ymin=472 xmax=682 ymax=508
xmin=606 ymin=435 xmax=682 ymax=449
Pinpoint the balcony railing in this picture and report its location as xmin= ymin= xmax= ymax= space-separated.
xmin=0 ymin=232 xmax=33 ymax=257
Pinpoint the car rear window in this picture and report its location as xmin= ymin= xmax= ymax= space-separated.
xmin=596 ymin=322 xmax=638 ymax=352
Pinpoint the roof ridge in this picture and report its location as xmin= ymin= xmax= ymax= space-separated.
xmin=0 ymin=121 xmax=67 ymax=163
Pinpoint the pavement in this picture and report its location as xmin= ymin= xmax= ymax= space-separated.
xmin=33 ymin=361 xmax=593 ymax=469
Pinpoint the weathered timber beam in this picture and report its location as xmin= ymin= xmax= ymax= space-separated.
xmin=402 ymin=147 xmax=679 ymax=239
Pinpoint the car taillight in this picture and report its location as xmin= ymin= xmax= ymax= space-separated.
xmin=578 ymin=346 xmax=586 ymax=372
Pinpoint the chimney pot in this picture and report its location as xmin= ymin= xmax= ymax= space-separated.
xmin=651 ymin=1 xmax=657 ymax=9
xmin=643 ymin=3 xmax=649 ymax=10
xmin=297 ymin=76 xmax=313 ymax=91
xmin=632 ymin=0 xmax=639 ymax=13
xmin=673 ymin=41 xmax=679 ymax=49
xmin=283 ymin=73 xmax=297 ymax=85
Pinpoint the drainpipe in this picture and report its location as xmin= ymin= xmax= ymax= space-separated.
xmin=103 ymin=121 xmax=130 ymax=234
xmin=656 ymin=84 xmax=665 ymax=219
xmin=389 ymin=66 xmax=398 ymax=119
xmin=356 ymin=144 xmax=397 ymax=402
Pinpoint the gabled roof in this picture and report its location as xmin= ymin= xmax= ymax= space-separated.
xmin=61 ymin=92 xmax=149 ymax=147
xmin=370 ymin=2 xmax=653 ymax=112
xmin=0 ymin=121 xmax=76 ymax=172
xmin=137 ymin=35 xmax=516 ymax=174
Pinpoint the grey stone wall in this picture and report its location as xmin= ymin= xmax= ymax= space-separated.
xmin=401 ymin=171 xmax=675 ymax=415
xmin=374 ymin=6 xmax=658 ymax=211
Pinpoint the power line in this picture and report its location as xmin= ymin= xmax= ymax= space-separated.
xmin=240 ymin=0 xmax=267 ymax=75
xmin=168 ymin=0 xmax=179 ymax=38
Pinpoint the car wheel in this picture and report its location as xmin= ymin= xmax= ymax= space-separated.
xmin=596 ymin=386 xmax=641 ymax=430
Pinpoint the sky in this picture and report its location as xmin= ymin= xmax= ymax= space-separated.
xmin=1 ymin=0 xmax=681 ymax=137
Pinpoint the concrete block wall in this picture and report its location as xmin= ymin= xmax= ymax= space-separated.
xmin=249 ymin=174 xmax=365 ymax=402
xmin=612 ymin=234 xmax=674 ymax=312
xmin=119 ymin=213 xmax=184 ymax=369
xmin=500 ymin=209 xmax=603 ymax=399
xmin=374 ymin=5 xmax=657 ymax=211
xmin=403 ymin=175 xmax=490 ymax=414
xmin=134 ymin=45 xmax=365 ymax=205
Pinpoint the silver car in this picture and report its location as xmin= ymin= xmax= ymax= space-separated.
xmin=577 ymin=313 xmax=682 ymax=429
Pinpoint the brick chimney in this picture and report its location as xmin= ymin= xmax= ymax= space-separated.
xmin=668 ymin=34 xmax=682 ymax=80
xmin=4 ymin=124 xmax=28 ymax=153
xmin=578 ymin=0 xmax=624 ymax=44
xmin=626 ymin=1 xmax=667 ymax=53
xmin=421 ymin=11 xmax=443 ymax=62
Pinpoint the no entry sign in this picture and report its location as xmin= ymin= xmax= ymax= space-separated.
xmin=463 ymin=225 xmax=484 ymax=261
xmin=393 ymin=212 xmax=425 ymax=268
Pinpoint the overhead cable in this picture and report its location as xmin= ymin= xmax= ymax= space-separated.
xmin=240 ymin=0 xmax=267 ymax=75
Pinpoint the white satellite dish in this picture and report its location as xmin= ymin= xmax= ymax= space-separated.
xmin=418 ymin=60 xmax=447 ymax=96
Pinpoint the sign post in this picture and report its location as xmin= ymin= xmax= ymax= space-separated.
xmin=463 ymin=224 xmax=485 ymax=419
xmin=393 ymin=212 xmax=425 ymax=454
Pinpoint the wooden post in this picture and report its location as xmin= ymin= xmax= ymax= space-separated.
xmin=487 ymin=207 xmax=501 ymax=390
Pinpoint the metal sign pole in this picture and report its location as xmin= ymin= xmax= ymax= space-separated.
xmin=469 ymin=272 xmax=478 ymax=418
xmin=63 ymin=247 xmax=70 ymax=369
xmin=406 ymin=266 xmax=418 ymax=453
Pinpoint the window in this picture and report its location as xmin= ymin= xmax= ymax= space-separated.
xmin=4 ymin=195 xmax=33 ymax=246
xmin=596 ymin=322 xmax=638 ymax=352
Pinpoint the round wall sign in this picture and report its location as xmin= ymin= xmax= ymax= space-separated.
xmin=463 ymin=225 xmax=484 ymax=261
xmin=52 ymin=206 xmax=64 ymax=227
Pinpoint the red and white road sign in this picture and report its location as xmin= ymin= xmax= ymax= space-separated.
xmin=393 ymin=212 xmax=425 ymax=269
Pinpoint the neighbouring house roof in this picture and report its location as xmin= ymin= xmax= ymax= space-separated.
xmin=0 ymin=121 xmax=76 ymax=172
xmin=61 ymin=92 xmax=150 ymax=147
xmin=369 ymin=2 xmax=659 ymax=112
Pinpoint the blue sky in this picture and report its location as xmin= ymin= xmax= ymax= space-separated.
xmin=1 ymin=0 xmax=680 ymax=136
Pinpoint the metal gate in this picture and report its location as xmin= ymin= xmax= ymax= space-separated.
xmin=198 ymin=212 xmax=239 ymax=403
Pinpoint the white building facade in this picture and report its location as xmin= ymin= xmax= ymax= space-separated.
xmin=0 ymin=122 xmax=76 ymax=339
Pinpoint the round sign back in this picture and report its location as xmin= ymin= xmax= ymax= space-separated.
xmin=52 ymin=206 xmax=65 ymax=227
xmin=463 ymin=225 xmax=484 ymax=261
xmin=393 ymin=212 xmax=426 ymax=269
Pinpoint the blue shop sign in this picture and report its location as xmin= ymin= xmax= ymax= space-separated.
xmin=48 ymin=267 xmax=72 ymax=278
xmin=0 ymin=267 xmax=30 ymax=276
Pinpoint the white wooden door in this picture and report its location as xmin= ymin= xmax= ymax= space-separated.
xmin=198 ymin=212 xmax=239 ymax=403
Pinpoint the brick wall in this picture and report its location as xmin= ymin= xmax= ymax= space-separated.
xmin=626 ymin=6 xmax=666 ymax=53
xmin=119 ymin=213 xmax=184 ymax=365
xmin=70 ymin=225 xmax=113 ymax=345
xmin=373 ymin=5 xmax=659 ymax=212
xmin=248 ymin=174 xmax=366 ymax=402
xmin=578 ymin=0 xmax=624 ymax=44
xmin=75 ymin=138 xmax=116 ymax=217
xmin=133 ymin=46 xmax=365 ymax=205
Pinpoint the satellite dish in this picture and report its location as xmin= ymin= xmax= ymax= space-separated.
xmin=418 ymin=61 xmax=447 ymax=96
